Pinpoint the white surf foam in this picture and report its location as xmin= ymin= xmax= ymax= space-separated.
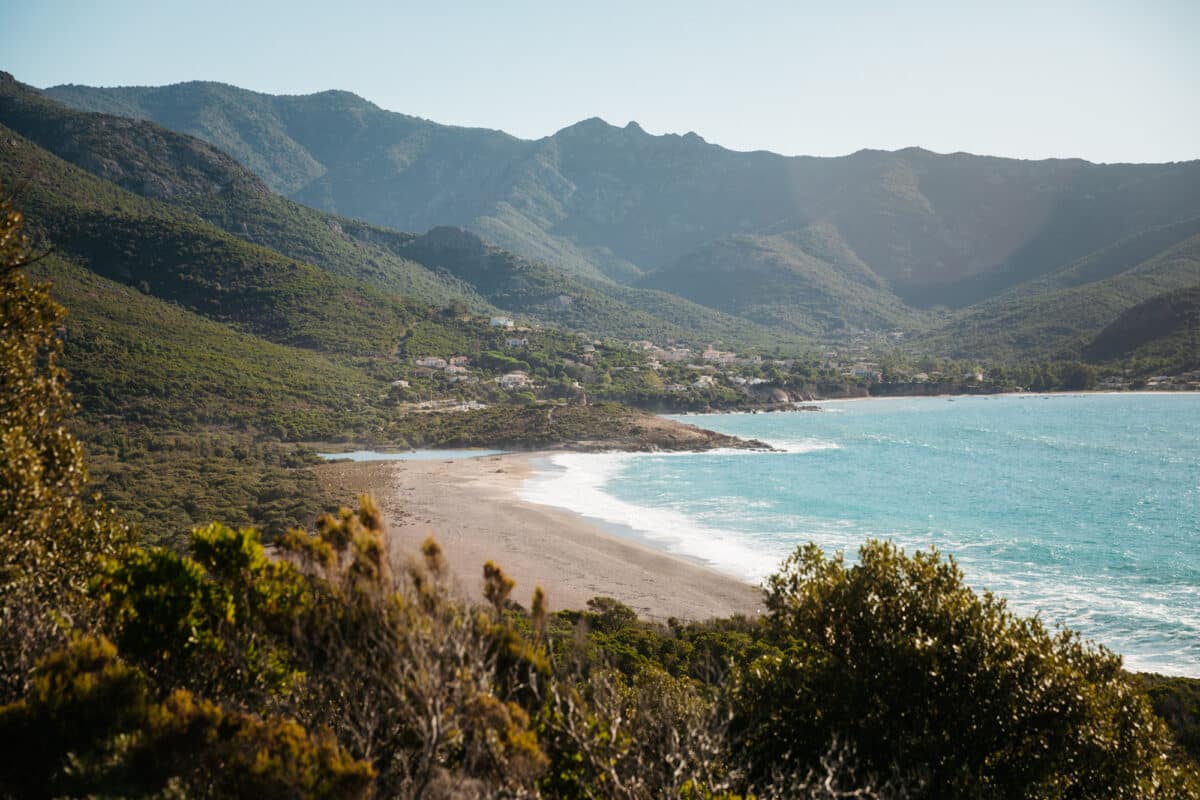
xmin=768 ymin=437 xmax=842 ymax=454
xmin=519 ymin=452 xmax=783 ymax=582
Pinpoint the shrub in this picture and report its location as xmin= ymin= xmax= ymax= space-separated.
xmin=731 ymin=541 xmax=1196 ymax=798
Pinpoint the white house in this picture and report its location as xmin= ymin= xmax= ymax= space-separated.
xmin=415 ymin=357 xmax=447 ymax=369
xmin=505 ymin=336 xmax=529 ymax=348
xmin=498 ymin=371 xmax=532 ymax=389
xmin=850 ymin=365 xmax=882 ymax=382
xmin=702 ymin=347 xmax=736 ymax=365
xmin=489 ymin=316 xmax=515 ymax=328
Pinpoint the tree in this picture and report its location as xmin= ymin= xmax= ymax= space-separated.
xmin=0 ymin=186 xmax=130 ymax=700
xmin=731 ymin=541 xmax=1196 ymax=798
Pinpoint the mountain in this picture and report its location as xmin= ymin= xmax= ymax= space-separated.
xmin=0 ymin=73 xmax=488 ymax=309
xmin=0 ymin=120 xmax=418 ymax=356
xmin=6 ymin=75 xmax=797 ymax=351
xmin=45 ymin=81 xmax=1200 ymax=312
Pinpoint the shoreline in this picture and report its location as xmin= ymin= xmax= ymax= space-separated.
xmin=314 ymin=453 xmax=765 ymax=621
xmin=667 ymin=388 xmax=1200 ymax=415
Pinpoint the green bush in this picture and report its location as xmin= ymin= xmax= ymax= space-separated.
xmin=731 ymin=540 xmax=1196 ymax=798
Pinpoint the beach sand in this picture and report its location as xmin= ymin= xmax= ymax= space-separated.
xmin=315 ymin=453 xmax=764 ymax=621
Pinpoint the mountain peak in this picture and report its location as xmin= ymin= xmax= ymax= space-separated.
xmin=557 ymin=116 xmax=618 ymax=136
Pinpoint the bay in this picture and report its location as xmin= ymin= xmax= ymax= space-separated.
xmin=522 ymin=394 xmax=1200 ymax=676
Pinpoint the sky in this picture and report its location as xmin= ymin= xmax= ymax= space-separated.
xmin=3 ymin=0 xmax=1198 ymax=163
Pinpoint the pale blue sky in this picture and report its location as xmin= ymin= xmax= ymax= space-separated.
xmin=3 ymin=0 xmax=1197 ymax=163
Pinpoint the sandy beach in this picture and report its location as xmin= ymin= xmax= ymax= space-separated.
xmin=315 ymin=453 xmax=764 ymax=621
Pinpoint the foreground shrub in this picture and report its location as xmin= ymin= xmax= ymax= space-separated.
xmin=0 ymin=634 xmax=373 ymax=798
xmin=732 ymin=541 xmax=1196 ymax=798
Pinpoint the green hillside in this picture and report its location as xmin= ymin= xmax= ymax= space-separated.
xmin=0 ymin=73 xmax=490 ymax=309
xmin=24 ymin=253 xmax=392 ymax=541
xmin=1083 ymin=284 xmax=1200 ymax=373
xmin=639 ymin=224 xmax=927 ymax=337
xmin=391 ymin=225 xmax=810 ymax=350
xmin=920 ymin=234 xmax=1200 ymax=362
xmin=0 ymin=122 xmax=412 ymax=355
xmin=33 ymin=256 xmax=383 ymax=436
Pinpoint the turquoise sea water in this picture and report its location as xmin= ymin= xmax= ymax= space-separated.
xmin=521 ymin=394 xmax=1199 ymax=676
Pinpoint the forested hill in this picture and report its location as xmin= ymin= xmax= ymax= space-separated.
xmin=47 ymin=79 xmax=1200 ymax=304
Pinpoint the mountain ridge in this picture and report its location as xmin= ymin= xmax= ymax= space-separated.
xmin=31 ymin=74 xmax=1200 ymax=362
xmin=46 ymin=78 xmax=1200 ymax=304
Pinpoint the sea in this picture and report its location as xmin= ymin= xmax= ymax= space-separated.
xmin=521 ymin=393 xmax=1200 ymax=677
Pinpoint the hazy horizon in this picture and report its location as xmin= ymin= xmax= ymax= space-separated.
xmin=4 ymin=0 xmax=1198 ymax=164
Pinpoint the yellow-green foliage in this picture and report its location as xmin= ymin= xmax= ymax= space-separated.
xmin=0 ymin=635 xmax=374 ymax=799
xmin=274 ymin=498 xmax=551 ymax=796
xmin=95 ymin=523 xmax=310 ymax=705
xmin=0 ymin=188 xmax=131 ymax=699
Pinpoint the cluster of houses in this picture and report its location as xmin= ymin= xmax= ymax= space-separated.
xmin=413 ymin=355 xmax=474 ymax=383
xmin=410 ymin=351 xmax=537 ymax=392
xmin=407 ymin=318 xmax=938 ymax=402
xmin=1143 ymin=371 xmax=1200 ymax=390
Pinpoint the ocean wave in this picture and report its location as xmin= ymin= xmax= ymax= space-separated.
xmin=519 ymin=453 xmax=784 ymax=582
xmin=755 ymin=437 xmax=842 ymax=454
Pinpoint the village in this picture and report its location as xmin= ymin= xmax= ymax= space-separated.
xmin=384 ymin=312 xmax=1044 ymax=414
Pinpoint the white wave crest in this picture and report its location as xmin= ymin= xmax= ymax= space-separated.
xmin=519 ymin=453 xmax=782 ymax=582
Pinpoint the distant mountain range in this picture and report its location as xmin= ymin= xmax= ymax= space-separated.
xmin=4 ymin=72 xmax=1196 ymax=364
